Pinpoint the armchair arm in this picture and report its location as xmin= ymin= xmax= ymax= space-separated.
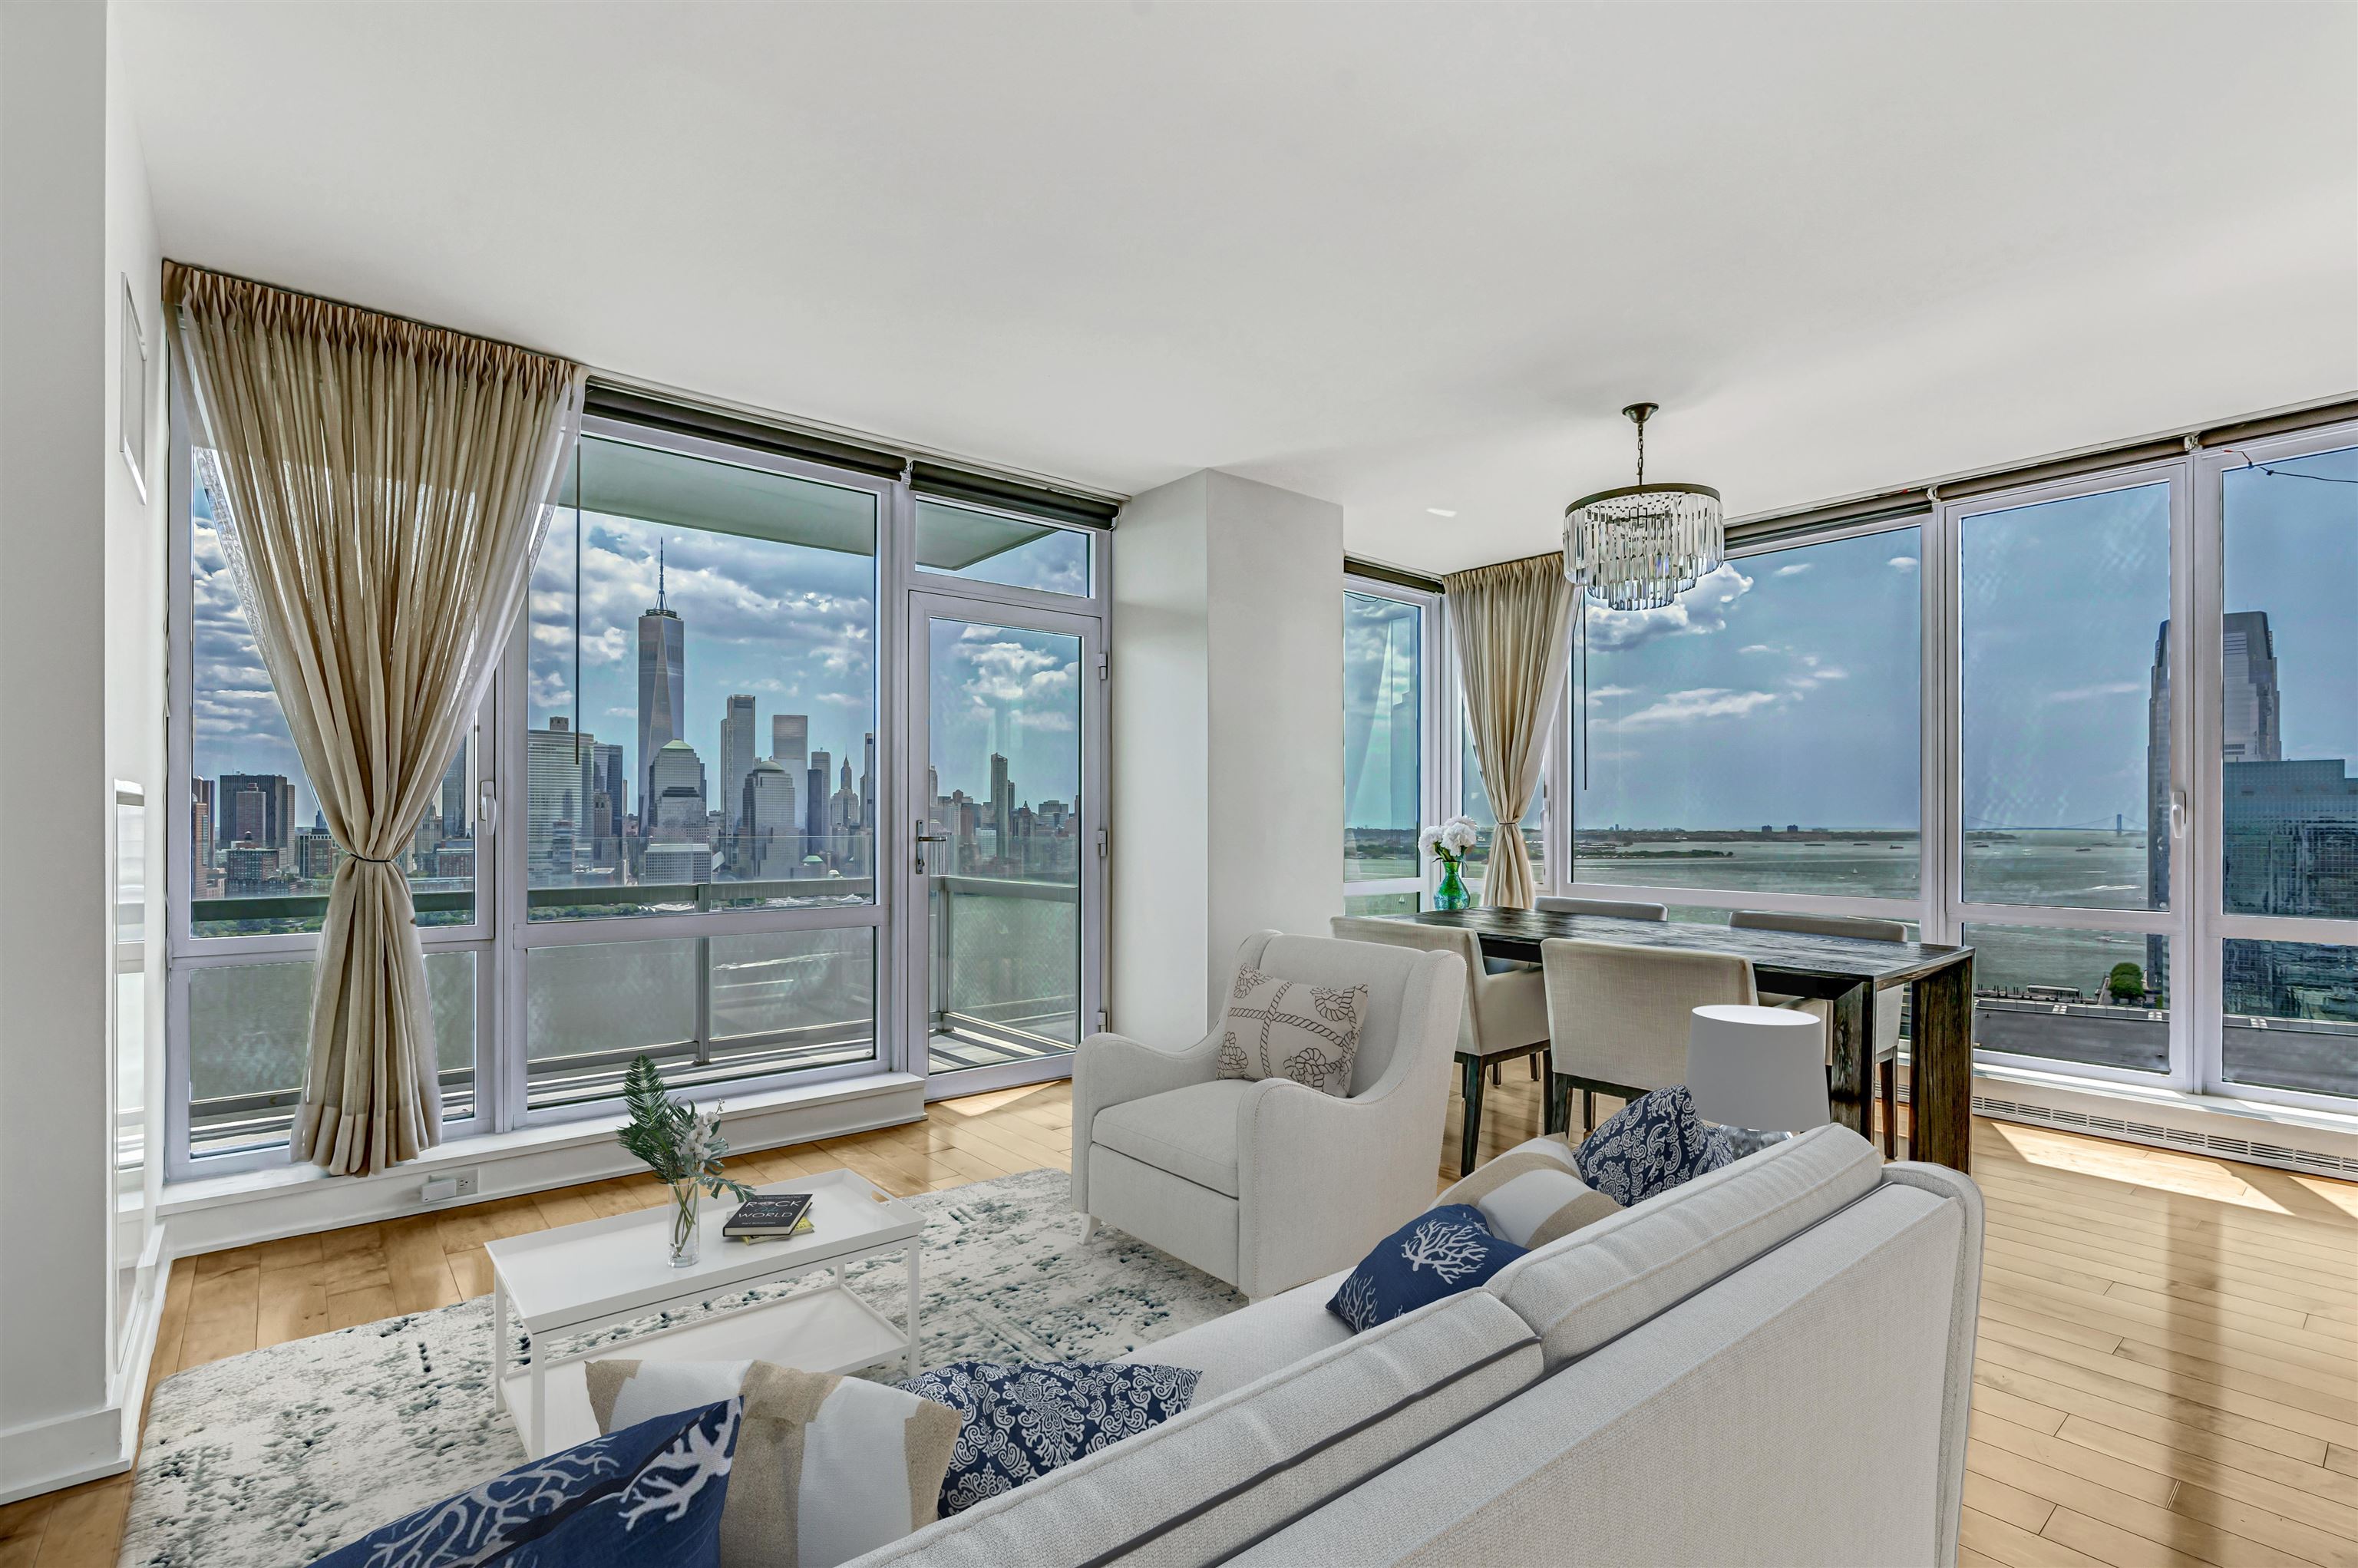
xmin=1230 ymin=1048 xmax=1455 ymax=1297
xmin=1069 ymin=1028 xmax=1223 ymax=1214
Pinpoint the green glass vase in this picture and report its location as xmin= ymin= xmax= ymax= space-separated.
xmin=1434 ymin=860 xmax=1471 ymax=911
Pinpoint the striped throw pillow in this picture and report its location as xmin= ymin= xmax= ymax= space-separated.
xmin=586 ymin=1358 xmax=960 ymax=1568
xmin=1438 ymin=1135 xmax=1622 ymax=1249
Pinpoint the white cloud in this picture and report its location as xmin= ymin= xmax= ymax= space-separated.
xmin=1585 ymin=685 xmax=1635 ymax=705
xmin=1772 ymin=563 xmax=1813 ymax=578
xmin=2044 ymin=681 xmax=2142 ymax=704
xmin=1738 ymin=643 xmax=1777 ymax=655
xmin=1608 ymin=688 xmax=1781 ymax=730
xmin=1583 ymin=563 xmax=1755 ymax=652
xmin=1889 ymin=556 xmax=1919 ymax=570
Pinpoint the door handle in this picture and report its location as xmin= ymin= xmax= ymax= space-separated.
xmin=2168 ymin=789 xmax=2189 ymax=841
xmin=914 ymin=820 xmax=949 ymax=873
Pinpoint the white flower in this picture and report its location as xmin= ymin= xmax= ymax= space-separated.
xmin=1418 ymin=826 xmax=1445 ymax=856
xmin=1439 ymin=818 xmax=1480 ymax=855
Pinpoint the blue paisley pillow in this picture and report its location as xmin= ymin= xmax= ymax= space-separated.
xmin=1326 ymin=1203 xmax=1527 ymax=1333
xmin=310 ymin=1398 xmax=740 ymax=1568
xmin=1574 ymin=1086 xmax=1735 ymax=1207
xmin=896 ymin=1360 xmax=1200 ymax=1517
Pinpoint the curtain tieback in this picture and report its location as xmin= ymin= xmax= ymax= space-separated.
xmin=346 ymin=853 xmax=402 ymax=865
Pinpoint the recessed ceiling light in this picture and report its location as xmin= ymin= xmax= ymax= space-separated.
xmin=1426 ymin=507 xmax=1458 ymax=518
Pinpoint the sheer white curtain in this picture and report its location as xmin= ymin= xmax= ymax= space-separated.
xmin=167 ymin=262 xmax=584 ymax=1174
xmin=1444 ymin=553 xmax=1575 ymax=909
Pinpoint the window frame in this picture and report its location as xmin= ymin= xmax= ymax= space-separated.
xmin=1553 ymin=513 xmax=1932 ymax=928
xmin=1342 ymin=575 xmax=1454 ymax=912
xmin=497 ymin=414 xmax=900 ymax=1129
xmin=2188 ymin=416 xmax=2358 ymax=1112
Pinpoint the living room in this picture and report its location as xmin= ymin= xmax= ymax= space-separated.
xmin=3 ymin=4 xmax=2356 ymax=1566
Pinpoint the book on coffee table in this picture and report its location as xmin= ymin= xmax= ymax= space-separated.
xmin=723 ymin=1193 xmax=814 ymax=1240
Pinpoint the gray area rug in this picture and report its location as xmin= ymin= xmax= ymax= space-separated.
xmin=117 ymin=1168 xmax=1242 ymax=1567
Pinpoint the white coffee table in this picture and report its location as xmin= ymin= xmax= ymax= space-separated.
xmin=484 ymin=1167 xmax=923 ymax=1455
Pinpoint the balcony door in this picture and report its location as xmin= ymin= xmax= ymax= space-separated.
xmin=900 ymin=591 xmax=1103 ymax=1097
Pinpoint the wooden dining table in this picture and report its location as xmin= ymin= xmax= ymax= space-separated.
xmin=1401 ymin=908 xmax=1977 ymax=1173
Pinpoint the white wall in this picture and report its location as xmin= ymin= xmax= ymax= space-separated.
xmin=0 ymin=1 xmax=166 ymax=1501
xmin=1110 ymin=470 xmax=1343 ymax=1040
xmin=0 ymin=0 xmax=122 ymax=1499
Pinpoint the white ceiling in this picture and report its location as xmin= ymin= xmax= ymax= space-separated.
xmin=119 ymin=2 xmax=2358 ymax=574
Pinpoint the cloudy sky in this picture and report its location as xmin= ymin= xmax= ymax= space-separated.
xmin=190 ymin=484 xmax=1082 ymax=833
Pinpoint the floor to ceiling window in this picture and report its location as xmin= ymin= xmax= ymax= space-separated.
xmin=514 ymin=431 xmax=887 ymax=1112
xmin=1554 ymin=411 xmax=2358 ymax=1111
xmin=1343 ymin=579 xmax=1444 ymax=915
xmin=165 ymin=395 xmax=1114 ymax=1175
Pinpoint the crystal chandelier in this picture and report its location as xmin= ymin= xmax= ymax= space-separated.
xmin=1562 ymin=402 xmax=1724 ymax=611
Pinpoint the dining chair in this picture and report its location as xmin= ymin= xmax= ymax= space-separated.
xmin=1534 ymin=895 xmax=1669 ymax=921
xmin=1728 ymin=909 xmax=1907 ymax=1157
xmin=1540 ymin=937 xmax=1756 ymax=1135
xmin=1331 ymin=916 xmax=1550 ymax=1177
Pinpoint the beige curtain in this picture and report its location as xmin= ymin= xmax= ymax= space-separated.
xmin=1444 ymin=553 xmax=1577 ymax=909
xmin=167 ymin=262 xmax=584 ymax=1175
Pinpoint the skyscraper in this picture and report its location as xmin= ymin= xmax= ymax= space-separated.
xmin=806 ymin=749 xmax=832 ymax=849
xmin=647 ymin=739 xmax=708 ymax=839
xmin=637 ymin=540 xmax=685 ymax=835
xmin=719 ymin=695 xmax=756 ymax=834
xmin=592 ymin=742 xmax=626 ymax=840
xmin=2148 ymin=612 xmax=2292 ymax=994
xmin=741 ymin=758 xmax=798 ymax=879
xmin=216 ymin=773 xmax=293 ymax=849
xmin=526 ymin=717 xmax=596 ymax=876
xmin=771 ymin=714 xmax=807 ymax=776
xmin=988 ymin=752 xmax=1012 ymax=847
xmin=438 ymin=751 xmax=469 ymax=839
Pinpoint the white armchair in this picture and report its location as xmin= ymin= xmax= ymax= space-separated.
xmin=1071 ymin=929 xmax=1465 ymax=1299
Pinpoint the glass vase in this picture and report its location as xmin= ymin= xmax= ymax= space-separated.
xmin=1434 ymin=861 xmax=1471 ymax=911
xmin=666 ymin=1178 xmax=702 ymax=1269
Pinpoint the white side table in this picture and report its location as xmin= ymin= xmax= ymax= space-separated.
xmin=484 ymin=1167 xmax=923 ymax=1456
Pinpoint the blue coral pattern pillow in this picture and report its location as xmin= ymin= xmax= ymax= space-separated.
xmin=309 ymin=1399 xmax=740 ymax=1568
xmin=896 ymin=1360 xmax=1199 ymax=1517
xmin=1326 ymin=1203 xmax=1528 ymax=1333
xmin=1574 ymin=1086 xmax=1734 ymax=1207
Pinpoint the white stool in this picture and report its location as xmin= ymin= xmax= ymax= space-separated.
xmin=1686 ymin=1004 xmax=1831 ymax=1134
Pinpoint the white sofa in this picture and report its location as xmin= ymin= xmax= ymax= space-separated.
xmin=1069 ymin=929 xmax=1465 ymax=1299
xmin=850 ymin=1124 xmax=1981 ymax=1568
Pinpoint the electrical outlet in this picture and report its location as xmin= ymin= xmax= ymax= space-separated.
xmin=421 ymin=1169 xmax=481 ymax=1205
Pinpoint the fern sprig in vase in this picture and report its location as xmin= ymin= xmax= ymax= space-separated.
xmin=618 ymin=1055 xmax=755 ymax=1268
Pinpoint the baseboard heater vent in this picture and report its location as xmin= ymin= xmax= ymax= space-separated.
xmin=1970 ymin=1093 xmax=2358 ymax=1179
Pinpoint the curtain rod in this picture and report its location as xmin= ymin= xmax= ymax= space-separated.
xmin=1346 ymin=556 xmax=1447 ymax=595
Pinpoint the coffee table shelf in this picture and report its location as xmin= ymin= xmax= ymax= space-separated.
xmin=484 ymin=1167 xmax=923 ymax=1456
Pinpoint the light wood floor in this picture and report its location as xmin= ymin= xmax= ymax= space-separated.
xmin=6 ymin=1071 xmax=2356 ymax=1568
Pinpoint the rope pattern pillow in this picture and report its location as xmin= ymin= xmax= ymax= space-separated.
xmin=1438 ymin=1135 xmax=1623 ymax=1248
xmin=1214 ymin=966 xmax=1367 ymax=1098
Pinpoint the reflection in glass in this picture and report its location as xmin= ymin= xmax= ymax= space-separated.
xmin=530 ymin=437 xmax=880 ymax=922
xmin=2220 ymin=445 xmax=2358 ymax=925
xmin=2221 ymin=938 xmax=2358 ymax=1098
xmin=924 ymin=619 xmax=1084 ymax=1074
xmin=1964 ymin=921 xmax=2168 ymax=1074
xmin=1573 ymin=529 xmax=1920 ymax=900
xmin=1344 ymin=592 xmax=1421 ymax=882
xmin=1960 ymin=485 xmax=2168 ymax=911
xmin=526 ymin=931 xmax=876 ymax=1110
xmin=117 ymin=790 xmax=146 ymax=1173
xmin=187 ymin=952 xmax=475 ymax=1158
xmin=914 ymin=500 xmax=1090 ymax=596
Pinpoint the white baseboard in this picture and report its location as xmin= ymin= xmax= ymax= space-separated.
xmin=0 ymin=1223 xmax=171 ymax=1504
xmin=161 ymin=1071 xmax=926 ymax=1258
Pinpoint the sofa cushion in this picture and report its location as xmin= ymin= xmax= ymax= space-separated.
xmin=1091 ymin=1080 xmax=1251 ymax=1197
xmin=1115 ymin=1268 xmax=1354 ymax=1403
xmin=1438 ymin=1137 xmax=1621 ymax=1248
xmin=1215 ymin=966 xmax=1366 ymax=1098
xmin=897 ymin=1361 xmax=1200 ymax=1517
xmin=1328 ymin=1206 xmax=1527 ymax=1332
xmin=1574 ymin=1086 xmax=1731 ymax=1206
xmin=841 ymin=1290 xmax=1541 ymax=1568
xmin=1488 ymin=1122 xmax=1884 ymax=1370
